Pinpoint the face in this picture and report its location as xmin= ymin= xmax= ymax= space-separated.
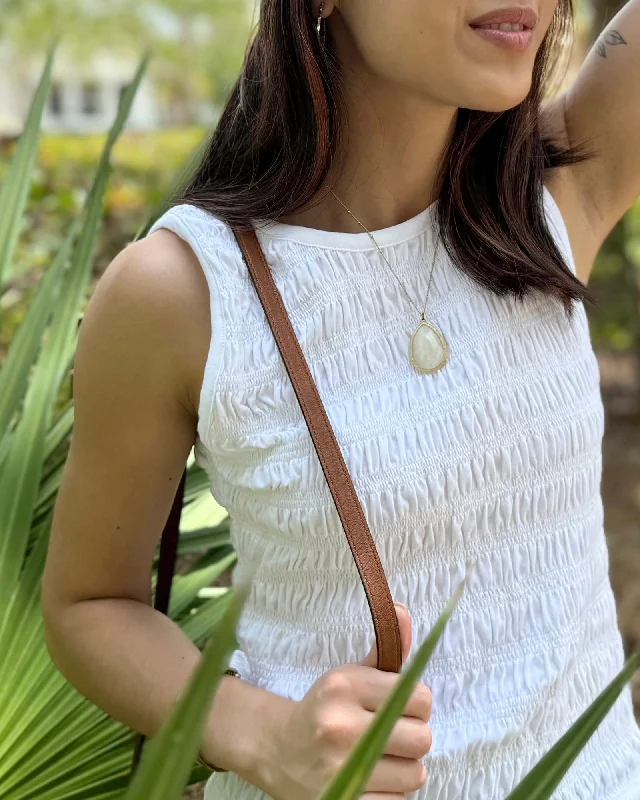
xmin=325 ymin=1 xmax=560 ymax=111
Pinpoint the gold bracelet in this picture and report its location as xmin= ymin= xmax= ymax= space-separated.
xmin=197 ymin=667 xmax=241 ymax=773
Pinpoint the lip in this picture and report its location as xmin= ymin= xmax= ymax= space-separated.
xmin=468 ymin=5 xmax=538 ymax=28
xmin=468 ymin=5 xmax=537 ymax=51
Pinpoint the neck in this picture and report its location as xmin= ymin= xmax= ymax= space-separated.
xmin=277 ymin=16 xmax=458 ymax=234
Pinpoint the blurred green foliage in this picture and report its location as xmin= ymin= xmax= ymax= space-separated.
xmin=0 ymin=127 xmax=203 ymax=356
xmin=0 ymin=56 xmax=233 ymax=796
xmin=587 ymin=201 xmax=640 ymax=355
xmin=5 ymin=128 xmax=203 ymax=268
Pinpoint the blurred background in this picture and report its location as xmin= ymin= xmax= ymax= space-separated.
xmin=0 ymin=2 xmax=638 ymax=795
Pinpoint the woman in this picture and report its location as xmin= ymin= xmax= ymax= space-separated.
xmin=42 ymin=1 xmax=640 ymax=798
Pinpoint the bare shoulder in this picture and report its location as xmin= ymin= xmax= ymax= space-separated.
xmin=83 ymin=228 xmax=212 ymax=421
xmin=44 ymin=229 xmax=213 ymax=608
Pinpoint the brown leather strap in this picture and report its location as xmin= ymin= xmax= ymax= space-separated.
xmin=231 ymin=227 xmax=402 ymax=674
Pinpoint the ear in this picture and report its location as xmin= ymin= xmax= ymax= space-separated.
xmin=313 ymin=0 xmax=336 ymax=18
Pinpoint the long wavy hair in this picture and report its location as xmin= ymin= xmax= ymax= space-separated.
xmin=180 ymin=0 xmax=599 ymax=315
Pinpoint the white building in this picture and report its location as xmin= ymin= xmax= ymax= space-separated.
xmin=0 ymin=46 xmax=161 ymax=137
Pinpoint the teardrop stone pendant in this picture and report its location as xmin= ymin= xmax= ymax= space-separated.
xmin=409 ymin=319 xmax=448 ymax=375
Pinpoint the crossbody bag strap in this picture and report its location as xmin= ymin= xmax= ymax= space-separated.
xmin=231 ymin=226 xmax=402 ymax=674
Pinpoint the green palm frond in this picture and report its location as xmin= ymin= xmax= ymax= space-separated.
xmin=0 ymin=43 xmax=55 ymax=287
xmin=0 ymin=49 xmax=233 ymax=800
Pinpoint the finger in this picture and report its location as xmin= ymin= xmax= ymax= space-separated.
xmin=352 ymin=709 xmax=432 ymax=759
xmin=348 ymin=670 xmax=431 ymax=722
xmin=384 ymin=717 xmax=432 ymax=759
xmin=364 ymin=754 xmax=427 ymax=795
xmin=397 ymin=603 xmax=412 ymax=663
xmin=359 ymin=603 xmax=411 ymax=668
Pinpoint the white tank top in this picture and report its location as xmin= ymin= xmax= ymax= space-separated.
xmin=149 ymin=186 xmax=640 ymax=799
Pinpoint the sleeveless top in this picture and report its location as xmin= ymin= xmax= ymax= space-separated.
xmin=148 ymin=186 xmax=640 ymax=800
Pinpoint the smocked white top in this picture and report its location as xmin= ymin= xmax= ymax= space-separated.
xmin=149 ymin=186 xmax=640 ymax=800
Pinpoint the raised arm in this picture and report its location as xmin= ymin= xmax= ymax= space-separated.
xmin=542 ymin=0 xmax=640 ymax=283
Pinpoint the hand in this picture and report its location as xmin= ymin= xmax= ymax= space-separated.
xmin=261 ymin=603 xmax=432 ymax=800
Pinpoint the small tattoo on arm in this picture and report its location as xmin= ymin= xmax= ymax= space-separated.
xmin=595 ymin=29 xmax=627 ymax=58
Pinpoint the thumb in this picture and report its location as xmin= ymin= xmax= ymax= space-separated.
xmin=358 ymin=603 xmax=412 ymax=669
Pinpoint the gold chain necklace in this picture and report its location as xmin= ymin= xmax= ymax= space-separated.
xmin=328 ymin=188 xmax=448 ymax=375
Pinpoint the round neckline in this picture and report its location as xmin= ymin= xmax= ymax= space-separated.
xmin=254 ymin=197 xmax=439 ymax=251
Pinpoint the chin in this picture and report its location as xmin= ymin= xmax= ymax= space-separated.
xmin=463 ymin=75 xmax=533 ymax=113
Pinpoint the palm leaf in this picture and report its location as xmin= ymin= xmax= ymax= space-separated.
xmin=183 ymin=464 xmax=212 ymax=505
xmin=0 ymin=45 xmax=235 ymax=800
xmin=506 ymin=650 xmax=640 ymax=799
xmin=0 ymin=221 xmax=78 ymax=444
xmin=180 ymin=591 xmax=234 ymax=647
xmin=0 ymin=54 xmax=167 ymax=800
xmin=174 ymin=522 xmax=231 ymax=557
xmin=0 ymin=54 xmax=150 ymax=625
xmin=0 ymin=43 xmax=55 ymax=287
xmin=43 ymin=403 xmax=74 ymax=461
xmin=168 ymin=552 xmax=237 ymax=618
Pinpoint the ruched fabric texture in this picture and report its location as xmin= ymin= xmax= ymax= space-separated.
xmin=148 ymin=188 xmax=640 ymax=799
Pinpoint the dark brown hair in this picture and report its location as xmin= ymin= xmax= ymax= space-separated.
xmin=181 ymin=0 xmax=599 ymax=315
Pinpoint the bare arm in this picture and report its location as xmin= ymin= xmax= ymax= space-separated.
xmin=41 ymin=231 xmax=292 ymax=788
xmin=541 ymin=0 xmax=640 ymax=283
xmin=562 ymin=0 xmax=640 ymax=231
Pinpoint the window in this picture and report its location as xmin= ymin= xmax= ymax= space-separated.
xmin=48 ymin=82 xmax=63 ymax=116
xmin=81 ymin=83 xmax=101 ymax=115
